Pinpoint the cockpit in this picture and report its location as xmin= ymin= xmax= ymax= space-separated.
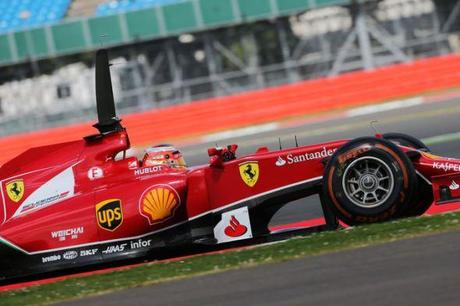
xmin=141 ymin=145 xmax=187 ymax=169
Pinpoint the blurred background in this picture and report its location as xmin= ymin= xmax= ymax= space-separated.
xmin=0 ymin=0 xmax=459 ymax=138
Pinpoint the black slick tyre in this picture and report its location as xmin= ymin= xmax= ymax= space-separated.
xmin=383 ymin=133 xmax=433 ymax=216
xmin=383 ymin=133 xmax=430 ymax=152
xmin=322 ymin=137 xmax=417 ymax=226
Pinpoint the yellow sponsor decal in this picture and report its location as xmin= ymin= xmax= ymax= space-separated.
xmin=239 ymin=161 xmax=259 ymax=187
xmin=140 ymin=186 xmax=180 ymax=225
xmin=96 ymin=199 xmax=123 ymax=231
xmin=6 ymin=179 xmax=25 ymax=203
xmin=421 ymin=152 xmax=443 ymax=160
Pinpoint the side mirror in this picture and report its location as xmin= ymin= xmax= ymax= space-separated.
xmin=208 ymin=144 xmax=238 ymax=167
xmin=209 ymin=155 xmax=223 ymax=168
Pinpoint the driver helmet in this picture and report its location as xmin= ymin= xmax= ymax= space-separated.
xmin=142 ymin=145 xmax=187 ymax=168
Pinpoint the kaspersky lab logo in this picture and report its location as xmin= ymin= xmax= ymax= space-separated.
xmin=96 ymin=199 xmax=123 ymax=231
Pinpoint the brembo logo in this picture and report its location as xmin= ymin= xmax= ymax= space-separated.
xmin=96 ymin=199 xmax=123 ymax=231
xmin=42 ymin=255 xmax=61 ymax=263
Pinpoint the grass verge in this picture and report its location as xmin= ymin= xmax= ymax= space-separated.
xmin=3 ymin=211 xmax=460 ymax=305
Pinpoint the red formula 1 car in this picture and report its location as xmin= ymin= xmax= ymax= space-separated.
xmin=1 ymin=50 xmax=459 ymax=281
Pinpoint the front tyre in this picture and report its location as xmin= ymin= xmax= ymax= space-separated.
xmin=322 ymin=137 xmax=417 ymax=226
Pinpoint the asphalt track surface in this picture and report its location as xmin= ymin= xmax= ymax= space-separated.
xmin=59 ymin=94 xmax=460 ymax=305
xmin=63 ymin=230 xmax=460 ymax=306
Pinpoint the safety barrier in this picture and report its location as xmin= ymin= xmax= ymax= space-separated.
xmin=1 ymin=52 xmax=460 ymax=165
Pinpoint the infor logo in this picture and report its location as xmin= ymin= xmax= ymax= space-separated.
xmin=96 ymin=199 xmax=123 ymax=231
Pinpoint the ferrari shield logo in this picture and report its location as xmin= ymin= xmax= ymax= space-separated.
xmin=239 ymin=162 xmax=259 ymax=187
xmin=6 ymin=180 xmax=24 ymax=203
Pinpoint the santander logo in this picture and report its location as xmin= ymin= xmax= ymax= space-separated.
xmin=224 ymin=216 xmax=248 ymax=237
xmin=213 ymin=207 xmax=252 ymax=243
xmin=275 ymin=156 xmax=287 ymax=167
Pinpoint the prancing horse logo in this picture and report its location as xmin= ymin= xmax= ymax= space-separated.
xmin=6 ymin=179 xmax=25 ymax=203
xmin=239 ymin=162 xmax=259 ymax=187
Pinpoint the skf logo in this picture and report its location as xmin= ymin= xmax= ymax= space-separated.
xmin=239 ymin=161 xmax=259 ymax=187
xmin=6 ymin=179 xmax=25 ymax=203
xmin=96 ymin=199 xmax=123 ymax=231
xmin=140 ymin=185 xmax=180 ymax=225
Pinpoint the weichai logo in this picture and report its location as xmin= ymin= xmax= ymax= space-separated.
xmin=96 ymin=199 xmax=123 ymax=231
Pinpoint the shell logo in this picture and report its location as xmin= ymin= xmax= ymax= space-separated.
xmin=139 ymin=185 xmax=181 ymax=225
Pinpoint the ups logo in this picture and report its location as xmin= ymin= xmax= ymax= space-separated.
xmin=96 ymin=199 xmax=123 ymax=231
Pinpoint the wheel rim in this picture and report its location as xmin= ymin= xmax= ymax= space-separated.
xmin=342 ymin=156 xmax=395 ymax=209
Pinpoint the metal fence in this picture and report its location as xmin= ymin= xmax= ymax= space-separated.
xmin=0 ymin=0 xmax=459 ymax=136
xmin=0 ymin=0 xmax=372 ymax=67
xmin=105 ymin=0 xmax=460 ymax=110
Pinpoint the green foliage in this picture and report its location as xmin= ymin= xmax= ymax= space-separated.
xmin=2 ymin=211 xmax=460 ymax=306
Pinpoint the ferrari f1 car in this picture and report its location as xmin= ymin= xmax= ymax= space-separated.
xmin=1 ymin=50 xmax=459 ymax=281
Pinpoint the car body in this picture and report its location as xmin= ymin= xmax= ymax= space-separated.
xmin=1 ymin=50 xmax=459 ymax=281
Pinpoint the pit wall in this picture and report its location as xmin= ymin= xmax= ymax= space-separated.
xmin=1 ymin=52 xmax=460 ymax=165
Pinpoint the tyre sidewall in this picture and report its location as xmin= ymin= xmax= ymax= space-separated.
xmin=323 ymin=137 xmax=417 ymax=225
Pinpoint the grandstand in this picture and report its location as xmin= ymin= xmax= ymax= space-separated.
xmin=0 ymin=0 xmax=459 ymax=136
xmin=0 ymin=0 xmax=71 ymax=33
xmin=67 ymin=0 xmax=107 ymax=18
xmin=96 ymin=0 xmax=185 ymax=16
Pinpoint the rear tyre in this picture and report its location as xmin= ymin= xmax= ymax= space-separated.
xmin=400 ymin=178 xmax=433 ymax=217
xmin=383 ymin=133 xmax=433 ymax=216
xmin=383 ymin=133 xmax=430 ymax=152
xmin=322 ymin=137 xmax=417 ymax=226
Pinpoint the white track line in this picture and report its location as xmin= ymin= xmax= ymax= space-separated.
xmin=422 ymin=132 xmax=460 ymax=145
xmin=345 ymin=97 xmax=424 ymax=117
xmin=202 ymin=123 xmax=280 ymax=143
xmin=198 ymin=97 xmax=426 ymax=144
xmin=186 ymin=91 xmax=460 ymax=150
